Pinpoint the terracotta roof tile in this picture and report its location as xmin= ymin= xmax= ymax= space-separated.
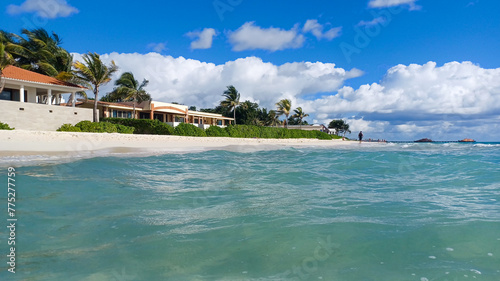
xmin=1 ymin=65 xmax=84 ymax=89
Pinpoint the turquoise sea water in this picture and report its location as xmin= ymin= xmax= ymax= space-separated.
xmin=1 ymin=142 xmax=499 ymax=280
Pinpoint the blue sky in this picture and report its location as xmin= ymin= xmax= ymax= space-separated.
xmin=2 ymin=0 xmax=500 ymax=140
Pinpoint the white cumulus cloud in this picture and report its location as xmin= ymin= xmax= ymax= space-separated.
xmin=7 ymin=0 xmax=78 ymax=19
xmin=186 ymin=28 xmax=217 ymax=50
xmin=368 ymin=0 xmax=419 ymax=9
xmin=228 ymin=22 xmax=305 ymax=52
xmin=72 ymin=52 xmax=362 ymax=111
xmin=303 ymin=19 xmax=342 ymax=40
xmin=304 ymin=61 xmax=500 ymax=140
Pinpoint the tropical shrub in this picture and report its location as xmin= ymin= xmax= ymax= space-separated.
xmin=57 ymin=124 xmax=82 ymax=132
xmin=174 ymin=123 xmax=206 ymax=137
xmin=115 ymin=124 xmax=135 ymax=134
xmin=205 ymin=126 xmax=230 ymax=137
xmin=75 ymin=121 xmax=117 ymax=133
xmin=102 ymin=118 xmax=174 ymax=135
xmin=0 ymin=122 xmax=14 ymax=130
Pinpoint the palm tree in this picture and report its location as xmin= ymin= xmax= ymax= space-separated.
xmin=262 ymin=109 xmax=281 ymax=127
xmin=0 ymin=42 xmax=14 ymax=93
xmin=9 ymin=29 xmax=73 ymax=77
xmin=292 ymin=107 xmax=309 ymax=129
xmin=110 ymin=72 xmax=150 ymax=118
xmin=73 ymin=52 xmax=118 ymax=122
xmin=221 ymin=85 xmax=240 ymax=125
xmin=275 ymin=98 xmax=292 ymax=128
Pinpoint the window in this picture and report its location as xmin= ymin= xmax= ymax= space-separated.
xmin=113 ymin=110 xmax=132 ymax=118
xmin=217 ymin=120 xmax=222 ymax=126
xmin=154 ymin=114 xmax=164 ymax=122
xmin=0 ymin=90 xmax=12 ymax=101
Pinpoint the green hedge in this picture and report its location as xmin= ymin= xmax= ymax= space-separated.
xmin=205 ymin=126 xmax=230 ymax=137
xmin=98 ymin=118 xmax=333 ymax=140
xmin=57 ymin=121 xmax=135 ymax=134
xmin=0 ymin=122 xmax=14 ymax=130
xmin=225 ymin=125 xmax=333 ymax=140
xmin=115 ymin=124 xmax=135 ymax=134
xmin=102 ymin=118 xmax=174 ymax=135
xmin=57 ymin=124 xmax=82 ymax=132
xmin=174 ymin=123 xmax=206 ymax=137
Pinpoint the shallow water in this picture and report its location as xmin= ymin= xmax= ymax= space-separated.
xmin=1 ymin=143 xmax=499 ymax=280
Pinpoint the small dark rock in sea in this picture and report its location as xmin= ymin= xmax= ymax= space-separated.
xmin=415 ymin=138 xmax=433 ymax=142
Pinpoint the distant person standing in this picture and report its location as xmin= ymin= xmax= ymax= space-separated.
xmin=358 ymin=131 xmax=363 ymax=142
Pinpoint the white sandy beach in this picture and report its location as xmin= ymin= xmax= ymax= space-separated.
xmin=0 ymin=130 xmax=355 ymax=157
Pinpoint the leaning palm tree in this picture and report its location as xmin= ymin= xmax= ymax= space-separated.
xmin=73 ymin=52 xmax=118 ymax=122
xmin=221 ymin=85 xmax=240 ymax=125
xmin=9 ymin=29 xmax=73 ymax=77
xmin=275 ymin=98 xmax=292 ymax=128
xmin=110 ymin=72 xmax=150 ymax=119
xmin=292 ymin=107 xmax=309 ymax=129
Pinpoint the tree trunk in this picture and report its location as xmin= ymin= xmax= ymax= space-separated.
xmin=93 ymin=86 xmax=99 ymax=122
xmin=233 ymin=108 xmax=236 ymax=125
xmin=133 ymin=97 xmax=136 ymax=119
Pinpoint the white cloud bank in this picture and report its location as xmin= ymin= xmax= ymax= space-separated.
xmin=7 ymin=0 xmax=78 ymax=19
xmin=305 ymin=61 xmax=500 ymax=140
xmin=187 ymin=28 xmax=217 ymax=50
xmin=228 ymin=22 xmax=305 ymax=52
xmin=73 ymin=52 xmax=500 ymax=140
xmin=73 ymin=52 xmax=362 ymax=111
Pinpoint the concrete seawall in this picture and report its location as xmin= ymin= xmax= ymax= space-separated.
xmin=0 ymin=100 xmax=94 ymax=131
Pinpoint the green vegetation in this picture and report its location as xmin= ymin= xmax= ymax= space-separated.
xmin=0 ymin=122 xmax=14 ymax=130
xmin=101 ymin=72 xmax=151 ymax=118
xmin=73 ymin=118 xmax=333 ymax=140
xmin=205 ymin=126 xmax=230 ymax=137
xmin=328 ymin=119 xmax=351 ymax=137
xmin=220 ymin=85 xmax=240 ymax=124
xmin=57 ymin=121 xmax=134 ymax=134
xmin=73 ymin=52 xmax=119 ymax=122
xmin=290 ymin=107 xmax=309 ymax=128
xmin=275 ymin=99 xmax=292 ymax=128
xmin=0 ymin=37 xmax=14 ymax=93
xmin=56 ymin=124 xmax=81 ymax=132
xmin=102 ymin=118 xmax=174 ymax=135
xmin=0 ymin=29 xmax=73 ymax=78
xmin=174 ymin=123 xmax=206 ymax=137
xmin=225 ymin=125 xmax=332 ymax=140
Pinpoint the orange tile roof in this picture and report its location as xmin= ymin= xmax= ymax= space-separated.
xmin=1 ymin=65 xmax=84 ymax=89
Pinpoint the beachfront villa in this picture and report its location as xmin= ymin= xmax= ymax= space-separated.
xmin=74 ymin=100 xmax=234 ymax=129
xmin=0 ymin=65 xmax=94 ymax=130
xmin=0 ymin=65 xmax=233 ymax=131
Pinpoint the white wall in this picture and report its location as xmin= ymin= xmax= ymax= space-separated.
xmin=0 ymin=100 xmax=94 ymax=131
